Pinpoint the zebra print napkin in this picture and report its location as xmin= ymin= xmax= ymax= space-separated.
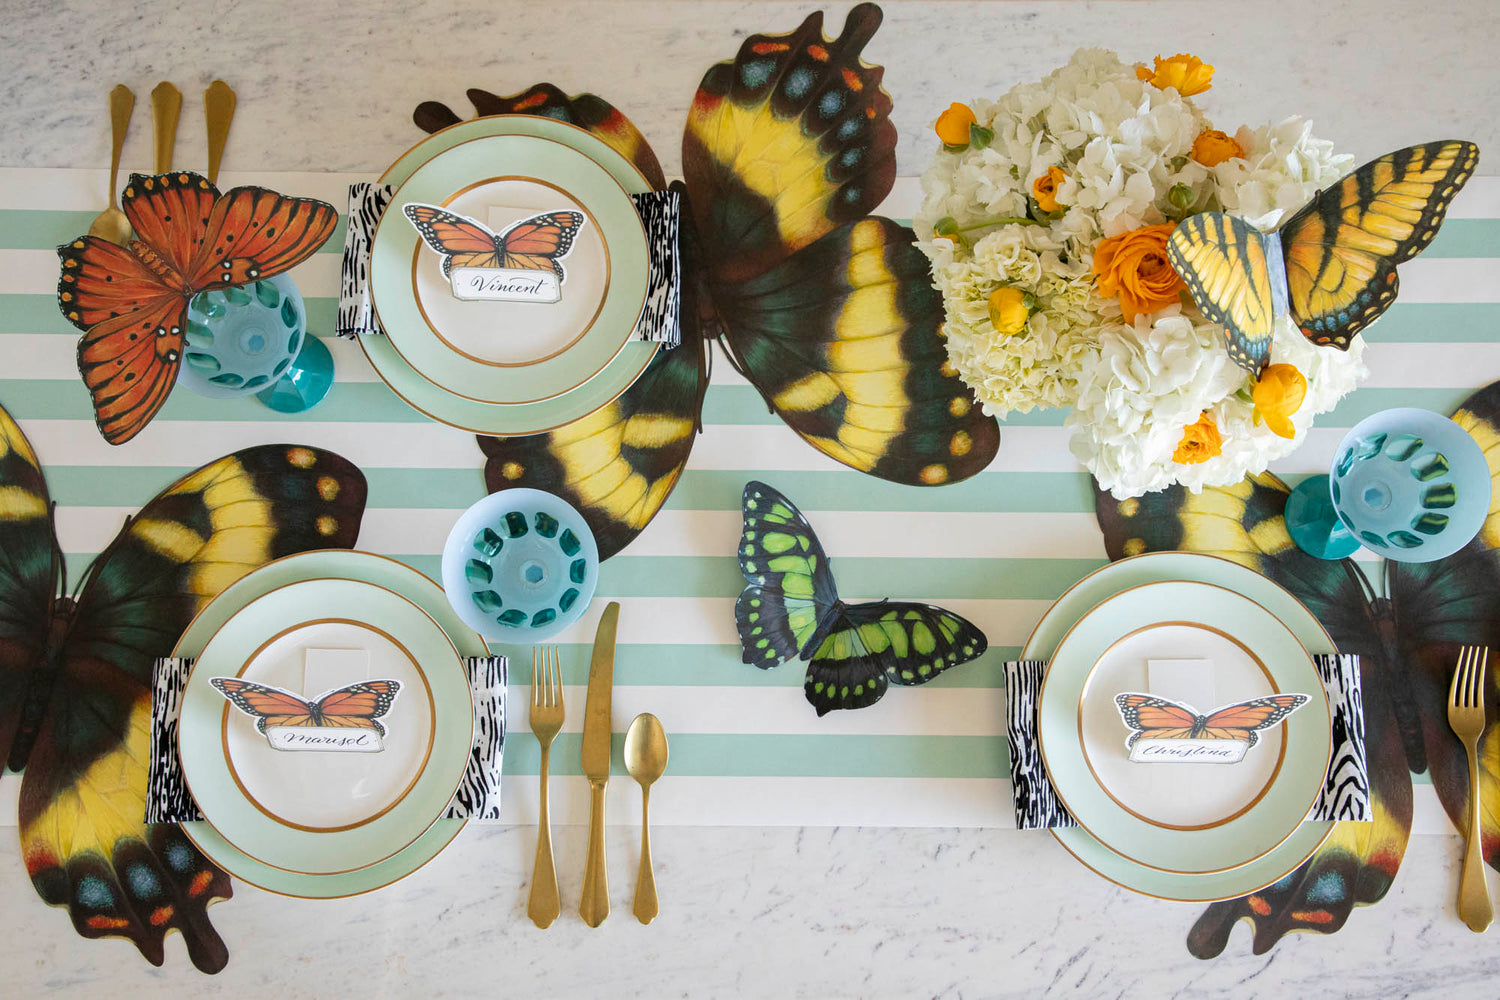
xmin=145 ymin=655 xmax=508 ymax=824
xmin=337 ymin=182 xmax=681 ymax=348
xmin=1003 ymin=653 xmax=1369 ymax=830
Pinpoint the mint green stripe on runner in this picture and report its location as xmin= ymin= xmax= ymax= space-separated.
xmin=0 ymin=381 xmax=1478 ymax=428
xmin=59 ymin=549 xmax=1104 ymax=601
xmin=40 ymin=466 xmax=1097 ymax=513
xmin=503 ymin=733 xmax=1009 ymax=778
xmin=0 ymin=295 xmax=341 ymax=337
xmin=0 ymin=209 xmax=347 ymax=253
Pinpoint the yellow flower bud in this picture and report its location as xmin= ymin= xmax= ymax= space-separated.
xmin=987 ymin=286 xmax=1032 ymax=336
xmin=1252 ymin=364 xmax=1307 ymax=439
xmin=935 ymin=103 xmax=978 ymax=148
xmin=1032 ymin=165 xmax=1067 ymax=213
xmin=1173 ymin=411 xmax=1223 ymax=465
xmin=1191 ymin=128 xmax=1245 ymax=167
xmin=1136 ymin=54 xmax=1214 ymax=96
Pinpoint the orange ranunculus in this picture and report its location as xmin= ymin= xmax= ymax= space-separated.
xmin=1192 ymin=128 xmax=1245 ymax=167
xmin=1252 ymin=364 xmax=1307 ymax=438
xmin=1032 ymin=165 xmax=1067 ymax=213
xmin=1173 ymin=412 xmax=1223 ymax=464
xmin=987 ymin=287 xmax=1031 ymax=335
xmin=1091 ymin=224 xmax=1187 ymax=322
xmin=1136 ymin=54 xmax=1214 ymax=96
xmin=935 ymin=103 xmax=977 ymax=147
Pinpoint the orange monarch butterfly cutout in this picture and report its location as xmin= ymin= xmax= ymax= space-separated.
xmin=1114 ymin=692 xmax=1309 ymax=762
xmin=210 ymin=677 xmax=402 ymax=752
xmin=402 ymin=203 xmax=585 ymax=302
xmin=57 ymin=171 xmax=339 ymax=445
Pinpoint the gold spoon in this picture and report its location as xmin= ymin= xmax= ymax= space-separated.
xmin=88 ymin=85 xmax=135 ymax=245
xmin=623 ymin=713 xmax=668 ymax=924
xmin=203 ymin=80 xmax=236 ymax=186
xmin=151 ymin=81 xmax=182 ymax=174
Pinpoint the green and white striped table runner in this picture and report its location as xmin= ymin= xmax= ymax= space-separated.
xmin=2 ymin=167 xmax=1497 ymax=829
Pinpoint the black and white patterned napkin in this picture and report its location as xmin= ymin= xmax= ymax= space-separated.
xmin=337 ymin=182 xmax=681 ymax=347
xmin=1003 ymin=653 xmax=1370 ymax=830
xmin=146 ymin=654 xmax=508 ymax=824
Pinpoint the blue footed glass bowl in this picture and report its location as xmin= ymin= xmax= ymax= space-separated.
xmin=441 ymin=488 xmax=600 ymax=641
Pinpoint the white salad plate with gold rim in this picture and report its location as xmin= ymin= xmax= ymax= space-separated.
xmin=1038 ymin=579 xmax=1332 ymax=876
xmin=178 ymin=576 xmax=473 ymax=876
xmin=1022 ymin=551 xmax=1339 ymax=902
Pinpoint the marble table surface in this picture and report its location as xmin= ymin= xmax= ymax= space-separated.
xmin=4 ymin=1 xmax=1500 ymax=996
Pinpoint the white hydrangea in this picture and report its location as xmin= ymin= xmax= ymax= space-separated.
xmin=916 ymin=49 xmax=1369 ymax=497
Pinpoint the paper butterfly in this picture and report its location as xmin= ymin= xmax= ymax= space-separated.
xmin=418 ymin=4 xmax=1001 ymax=561
xmin=211 ymin=677 xmax=401 ymax=736
xmin=735 ymin=481 xmax=987 ymax=715
xmin=0 ymin=397 xmax=367 ymax=970
xmin=1114 ymin=692 xmax=1309 ymax=748
xmin=1166 ymin=140 xmax=1478 ymax=376
xmin=57 ymin=171 xmax=339 ymax=444
xmin=1093 ymin=380 xmax=1500 ymax=955
xmin=402 ymin=204 xmax=585 ymax=280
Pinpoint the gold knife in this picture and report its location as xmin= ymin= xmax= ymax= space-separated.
xmin=578 ymin=601 xmax=619 ymax=927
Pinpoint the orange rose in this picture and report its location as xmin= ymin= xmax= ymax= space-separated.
xmin=1032 ymin=165 xmax=1067 ymax=213
xmin=935 ymin=103 xmax=977 ymax=147
xmin=1173 ymin=412 xmax=1223 ymax=464
xmin=1192 ymin=129 xmax=1245 ymax=167
xmin=1092 ymin=224 xmax=1187 ymax=322
xmin=1136 ymin=54 xmax=1214 ymax=96
xmin=1252 ymin=364 xmax=1307 ymax=438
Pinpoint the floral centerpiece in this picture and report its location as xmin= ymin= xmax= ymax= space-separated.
xmin=915 ymin=50 xmax=1367 ymax=497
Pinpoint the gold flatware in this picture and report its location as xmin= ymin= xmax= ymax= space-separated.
xmin=203 ymin=80 xmax=236 ymax=186
xmin=526 ymin=646 xmax=564 ymax=929
xmin=624 ymin=712 xmax=668 ymax=924
xmin=578 ymin=601 xmax=619 ymax=928
xmin=151 ymin=81 xmax=182 ymax=174
xmin=88 ymin=85 xmax=135 ymax=245
xmin=1448 ymin=645 xmax=1493 ymax=933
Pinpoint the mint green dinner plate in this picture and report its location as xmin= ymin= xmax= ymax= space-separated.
xmin=372 ymin=133 xmax=647 ymax=404
xmin=174 ymin=551 xmax=487 ymax=898
xmin=1022 ymin=551 xmax=1339 ymax=902
xmin=180 ymin=578 xmax=473 ymax=875
xmin=362 ymin=115 xmax=658 ymax=435
xmin=1039 ymin=580 xmax=1331 ymax=875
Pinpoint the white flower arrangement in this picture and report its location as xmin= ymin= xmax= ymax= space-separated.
xmin=916 ymin=50 xmax=1368 ymax=498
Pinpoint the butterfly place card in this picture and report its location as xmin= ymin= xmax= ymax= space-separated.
xmin=1114 ymin=692 xmax=1310 ymax=763
xmin=403 ymin=203 xmax=584 ymax=304
xmin=211 ymin=675 xmax=402 ymax=752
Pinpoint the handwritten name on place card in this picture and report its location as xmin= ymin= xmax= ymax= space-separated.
xmin=1128 ymin=737 xmax=1249 ymax=764
xmin=266 ymin=727 xmax=385 ymax=752
xmin=449 ymin=266 xmax=562 ymax=303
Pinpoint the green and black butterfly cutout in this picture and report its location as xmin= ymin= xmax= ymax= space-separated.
xmin=735 ymin=481 xmax=987 ymax=715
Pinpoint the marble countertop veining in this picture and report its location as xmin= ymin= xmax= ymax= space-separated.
xmin=4 ymin=1 xmax=1500 ymax=996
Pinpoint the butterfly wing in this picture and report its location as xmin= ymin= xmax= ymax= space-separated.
xmin=478 ymin=216 xmax=709 ymax=559
xmin=182 ymin=181 xmax=340 ymax=289
xmin=413 ymin=83 xmax=666 ymax=191
xmin=210 ymin=678 xmax=319 ymax=734
xmin=735 ymin=480 xmax=839 ymax=670
xmin=1281 ymin=140 xmax=1479 ymax=349
xmin=14 ymin=440 xmax=366 ymax=971
xmin=496 ymin=211 xmax=585 ymax=280
xmin=403 ymin=203 xmax=504 ymax=277
xmin=1198 ymin=694 xmax=1309 ymax=746
xmin=0 ymin=405 xmax=62 ymax=770
xmin=310 ymin=680 xmax=402 ymax=736
xmin=1114 ymin=693 xmax=1202 ymax=747
xmin=683 ymin=5 xmax=998 ymax=485
xmin=1166 ymin=212 xmax=1278 ymax=375
xmin=1095 ymin=474 xmax=1413 ymax=951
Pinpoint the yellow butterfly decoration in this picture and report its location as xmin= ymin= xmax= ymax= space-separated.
xmin=1167 ymin=140 xmax=1479 ymax=375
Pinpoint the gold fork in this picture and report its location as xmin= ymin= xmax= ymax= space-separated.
xmin=527 ymin=646 xmax=564 ymax=928
xmin=1448 ymin=645 xmax=1493 ymax=933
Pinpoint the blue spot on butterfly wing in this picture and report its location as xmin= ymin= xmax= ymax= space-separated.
xmin=1306 ymin=870 xmax=1348 ymax=905
xmin=127 ymin=863 xmax=165 ymax=900
xmin=164 ymin=840 xmax=194 ymax=872
xmin=783 ymin=66 xmax=816 ymax=101
xmin=818 ymin=90 xmax=844 ymax=118
xmin=836 ymin=118 xmax=862 ymax=141
xmin=76 ymin=875 xmax=113 ymax=908
xmin=741 ymin=58 xmax=775 ymax=90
